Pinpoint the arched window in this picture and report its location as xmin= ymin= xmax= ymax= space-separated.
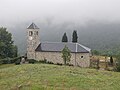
xmin=36 ymin=31 xmax=38 ymax=35
xmin=29 ymin=31 xmax=33 ymax=36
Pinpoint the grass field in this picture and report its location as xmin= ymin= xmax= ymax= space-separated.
xmin=0 ymin=64 xmax=120 ymax=90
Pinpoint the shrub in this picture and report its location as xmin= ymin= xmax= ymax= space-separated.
xmin=46 ymin=61 xmax=54 ymax=64
xmin=38 ymin=59 xmax=47 ymax=64
xmin=69 ymin=64 xmax=73 ymax=66
xmin=1 ymin=58 xmax=11 ymax=64
xmin=0 ymin=60 xmax=2 ymax=65
xmin=28 ymin=59 xmax=36 ymax=64
xmin=56 ymin=63 xmax=62 ymax=66
xmin=37 ymin=59 xmax=54 ymax=64
xmin=0 ymin=57 xmax=21 ymax=64
xmin=43 ymin=58 xmax=47 ymax=63
xmin=110 ymin=56 xmax=113 ymax=65
xmin=38 ymin=60 xmax=45 ymax=63
xmin=15 ymin=59 xmax=21 ymax=65
xmin=38 ymin=60 xmax=44 ymax=63
xmin=10 ymin=57 xmax=21 ymax=63
xmin=114 ymin=55 xmax=120 ymax=72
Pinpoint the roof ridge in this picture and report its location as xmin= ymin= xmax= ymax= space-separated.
xmin=78 ymin=43 xmax=91 ymax=52
xmin=41 ymin=42 xmax=76 ymax=44
xmin=76 ymin=43 xmax=77 ymax=52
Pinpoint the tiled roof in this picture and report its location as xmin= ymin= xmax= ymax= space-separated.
xmin=35 ymin=42 xmax=91 ymax=53
xmin=27 ymin=23 xmax=39 ymax=29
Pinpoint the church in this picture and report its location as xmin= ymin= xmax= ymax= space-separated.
xmin=27 ymin=23 xmax=91 ymax=67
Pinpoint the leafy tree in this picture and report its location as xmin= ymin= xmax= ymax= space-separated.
xmin=115 ymin=55 xmax=120 ymax=72
xmin=110 ymin=56 xmax=113 ymax=65
xmin=72 ymin=30 xmax=78 ymax=43
xmin=62 ymin=33 xmax=68 ymax=42
xmin=0 ymin=27 xmax=17 ymax=59
xmin=62 ymin=45 xmax=71 ymax=65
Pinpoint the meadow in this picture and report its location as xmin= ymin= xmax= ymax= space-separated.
xmin=0 ymin=64 xmax=120 ymax=90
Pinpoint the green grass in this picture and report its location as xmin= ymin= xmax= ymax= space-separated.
xmin=0 ymin=64 xmax=120 ymax=90
xmin=0 ymin=64 xmax=15 ymax=69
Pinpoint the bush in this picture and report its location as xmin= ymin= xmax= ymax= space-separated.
xmin=115 ymin=62 xmax=120 ymax=72
xmin=110 ymin=56 xmax=113 ymax=65
xmin=69 ymin=64 xmax=73 ymax=66
xmin=56 ymin=63 xmax=62 ymax=66
xmin=0 ymin=60 xmax=2 ymax=65
xmin=47 ymin=61 xmax=54 ymax=64
xmin=0 ymin=57 xmax=21 ymax=64
xmin=37 ymin=59 xmax=54 ymax=64
xmin=0 ymin=58 xmax=11 ymax=64
xmin=28 ymin=59 xmax=36 ymax=64
xmin=114 ymin=55 xmax=120 ymax=72
xmin=38 ymin=60 xmax=45 ymax=63
xmin=38 ymin=59 xmax=47 ymax=64
xmin=10 ymin=57 xmax=21 ymax=63
xmin=15 ymin=59 xmax=21 ymax=65
xmin=43 ymin=58 xmax=47 ymax=63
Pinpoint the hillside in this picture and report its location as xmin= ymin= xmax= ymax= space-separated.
xmin=0 ymin=64 xmax=120 ymax=90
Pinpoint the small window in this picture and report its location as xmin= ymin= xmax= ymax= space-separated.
xmin=81 ymin=56 xmax=83 ymax=58
xmin=29 ymin=31 xmax=33 ymax=36
xmin=34 ymin=31 xmax=38 ymax=35
xmin=36 ymin=31 xmax=38 ymax=35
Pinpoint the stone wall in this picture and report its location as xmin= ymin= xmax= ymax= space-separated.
xmin=27 ymin=28 xmax=40 ymax=59
xmin=35 ymin=52 xmax=90 ymax=67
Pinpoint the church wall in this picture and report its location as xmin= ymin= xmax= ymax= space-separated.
xmin=73 ymin=53 xmax=90 ymax=67
xmin=35 ymin=52 xmax=90 ymax=67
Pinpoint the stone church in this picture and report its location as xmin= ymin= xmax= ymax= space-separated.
xmin=27 ymin=23 xmax=91 ymax=67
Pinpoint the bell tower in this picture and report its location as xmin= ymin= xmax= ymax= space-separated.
xmin=27 ymin=23 xmax=40 ymax=59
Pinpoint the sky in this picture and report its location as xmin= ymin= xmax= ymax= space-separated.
xmin=1 ymin=0 xmax=120 ymax=54
xmin=0 ymin=0 xmax=120 ymax=27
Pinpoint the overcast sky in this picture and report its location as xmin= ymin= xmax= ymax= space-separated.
xmin=0 ymin=0 xmax=120 ymax=26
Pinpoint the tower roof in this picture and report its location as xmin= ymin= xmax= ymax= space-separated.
xmin=27 ymin=23 xmax=39 ymax=29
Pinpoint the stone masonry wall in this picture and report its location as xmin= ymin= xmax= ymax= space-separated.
xmin=35 ymin=52 xmax=90 ymax=67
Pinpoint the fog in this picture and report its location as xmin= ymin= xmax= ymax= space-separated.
xmin=0 ymin=0 xmax=120 ymax=26
xmin=0 ymin=0 xmax=120 ymax=54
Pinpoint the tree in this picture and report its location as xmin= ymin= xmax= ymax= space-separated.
xmin=0 ymin=27 xmax=17 ymax=59
xmin=62 ymin=33 xmax=68 ymax=42
xmin=62 ymin=45 xmax=71 ymax=65
xmin=110 ymin=56 xmax=113 ymax=65
xmin=115 ymin=55 xmax=120 ymax=72
xmin=72 ymin=30 xmax=78 ymax=43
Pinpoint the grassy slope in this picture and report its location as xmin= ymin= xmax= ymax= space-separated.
xmin=0 ymin=64 xmax=120 ymax=90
